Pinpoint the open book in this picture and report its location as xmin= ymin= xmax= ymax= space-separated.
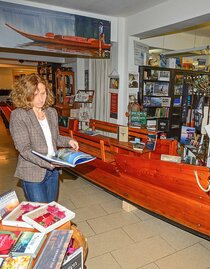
xmin=32 ymin=148 xmax=96 ymax=167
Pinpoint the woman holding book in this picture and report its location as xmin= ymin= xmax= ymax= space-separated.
xmin=9 ymin=74 xmax=79 ymax=203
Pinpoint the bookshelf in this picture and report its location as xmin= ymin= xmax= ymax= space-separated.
xmin=139 ymin=66 xmax=171 ymax=135
xmin=55 ymin=68 xmax=75 ymax=117
xmin=37 ymin=62 xmax=60 ymax=95
xmin=139 ymin=66 xmax=210 ymax=139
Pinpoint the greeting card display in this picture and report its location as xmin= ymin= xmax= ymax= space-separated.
xmin=22 ymin=202 xmax=75 ymax=234
xmin=2 ymin=202 xmax=44 ymax=228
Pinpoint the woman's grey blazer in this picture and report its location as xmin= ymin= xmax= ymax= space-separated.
xmin=10 ymin=107 xmax=71 ymax=182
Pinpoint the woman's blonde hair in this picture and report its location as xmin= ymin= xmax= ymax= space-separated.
xmin=10 ymin=74 xmax=54 ymax=109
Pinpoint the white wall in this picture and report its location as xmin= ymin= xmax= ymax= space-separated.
xmin=126 ymin=0 xmax=210 ymax=37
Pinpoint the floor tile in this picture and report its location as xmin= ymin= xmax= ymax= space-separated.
xmin=112 ymin=236 xmax=175 ymax=269
xmin=160 ymin=225 xmax=202 ymax=250
xmin=139 ymin=263 xmax=159 ymax=269
xmin=76 ymin=221 xmax=95 ymax=237
xmin=100 ymin=199 xmax=124 ymax=214
xmin=156 ymin=243 xmax=210 ymax=269
xmin=88 ymin=211 xmax=140 ymax=234
xmin=74 ymin=204 xmax=107 ymax=222
xmin=87 ymin=228 xmax=134 ymax=258
xmin=86 ymin=253 xmax=122 ymax=269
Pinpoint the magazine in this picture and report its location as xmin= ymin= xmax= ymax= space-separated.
xmin=34 ymin=230 xmax=72 ymax=269
xmin=1 ymin=255 xmax=32 ymax=269
xmin=61 ymin=247 xmax=83 ymax=269
xmin=0 ymin=190 xmax=19 ymax=220
xmin=32 ymin=148 xmax=96 ymax=167
xmin=0 ymin=230 xmax=22 ymax=257
xmin=146 ymin=133 xmax=157 ymax=151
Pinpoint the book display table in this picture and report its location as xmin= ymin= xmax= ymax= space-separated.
xmin=0 ymin=221 xmax=88 ymax=268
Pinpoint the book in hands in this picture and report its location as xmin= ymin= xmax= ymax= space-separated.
xmin=0 ymin=230 xmax=22 ymax=257
xmin=11 ymin=231 xmax=46 ymax=258
xmin=32 ymin=148 xmax=96 ymax=167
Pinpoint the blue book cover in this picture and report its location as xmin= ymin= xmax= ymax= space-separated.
xmin=11 ymin=231 xmax=46 ymax=258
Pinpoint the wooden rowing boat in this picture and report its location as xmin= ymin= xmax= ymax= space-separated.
xmin=5 ymin=23 xmax=111 ymax=50
xmin=67 ymin=148 xmax=210 ymax=239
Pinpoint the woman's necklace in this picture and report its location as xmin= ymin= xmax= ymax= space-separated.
xmin=33 ymin=109 xmax=46 ymax=120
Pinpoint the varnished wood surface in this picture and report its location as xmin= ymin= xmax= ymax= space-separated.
xmin=66 ymin=154 xmax=210 ymax=238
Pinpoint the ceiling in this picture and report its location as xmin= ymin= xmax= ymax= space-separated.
xmin=24 ymin=0 xmax=168 ymax=17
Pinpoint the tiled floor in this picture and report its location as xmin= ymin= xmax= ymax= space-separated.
xmin=0 ymin=116 xmax=210 ymax=269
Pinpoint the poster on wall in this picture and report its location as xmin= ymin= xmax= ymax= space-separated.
xmin=128 ymin=73 xmax=139 ymax=89
xmin=134 ymin=40 xmax=149 ymax=66
xmin=0 ymin=1 xmax=111 ymax=58
xmin=110 ymin=93 xmax=118 ymax=119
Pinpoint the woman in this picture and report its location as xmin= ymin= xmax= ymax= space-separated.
xmin=9 ymin=74 xmax=79 ymax=203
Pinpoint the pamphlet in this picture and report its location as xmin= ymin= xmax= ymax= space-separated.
xmin=32 ymin=148 xmax=96 ymax=167
xmin=146 ymin=133 xmax=157 ymax=151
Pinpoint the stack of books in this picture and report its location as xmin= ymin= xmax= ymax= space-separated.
xmin=0 ymin=190 xmax=84 ymax=269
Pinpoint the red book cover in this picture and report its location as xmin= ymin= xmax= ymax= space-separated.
xmin=0 ymin=230 xmax=22 ymax=257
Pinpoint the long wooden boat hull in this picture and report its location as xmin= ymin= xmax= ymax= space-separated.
xmin=5 ymin=23 xmax=111 ymax=50
xmin=67 ymin=154 xmax=210 ymax=239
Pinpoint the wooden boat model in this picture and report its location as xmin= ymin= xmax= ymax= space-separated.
xmin=60 ymin=119 xmax=210 ymax=239
xmin=5 ymin=23 xmax=111 ymax=50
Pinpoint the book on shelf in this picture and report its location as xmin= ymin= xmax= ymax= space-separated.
xmin=118 ymin=126 xmax=128 ymax=142
xmin=146 ymin=133 xmax=157 ymax=151
xmin=132 ymin=142 xmax=145 ymax=152
xmin=130 ymin=111 xmax=147 ymax=127
xmin=10 ymin=231 xmax=46 ymax=258
xmin=0 ymin=190 xmax=19 ymax=220
xmin=34 ymin=230 xmax=73 ymax=269
xmin=157 ymin=70 xmax=170 ymax=81
xmin=81 ymin=129 xmax=99 ymax=136
xmin=0 ymin=230 xmax=22 ymax=257
xmin=173 ymin=97 xmax=182 ymax=106
xmin=32 ymin=148 xmax=96 ymax=168
xmin=180 ymin=126 xmax=195 ymax=145
xmin=161 ymin=97 xmax=171 ymax=107
xmin=147 ymin=119 xmax=157 ymax=132
xmin=1 ymin=255 xmax=32 ymax=269
xmin=2 ymin=201 xmax=44 ymax=228
xmin=153 ymin=82 xmax=169 ymax=96
xmin=157 ymin=119 xmax=169 ymax=132
xmin=22 ymin=201 xmax=75 ymax=234
xmin=61 ymin=246 xmax=83 ymax=269
xmin=150 ymin=97 xmax=162 ymax=107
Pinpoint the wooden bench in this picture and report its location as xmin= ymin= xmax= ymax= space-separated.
xmin=89 ymin=119 xmax=178 ymax=156
xmin=70 ymin=130 xmax=115 ymax=163
xmin=59 ymin=118 xmax=178 ymax=163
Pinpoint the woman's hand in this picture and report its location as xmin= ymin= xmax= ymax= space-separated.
xmin=69 ymin=139 xmax=79 ymax=151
